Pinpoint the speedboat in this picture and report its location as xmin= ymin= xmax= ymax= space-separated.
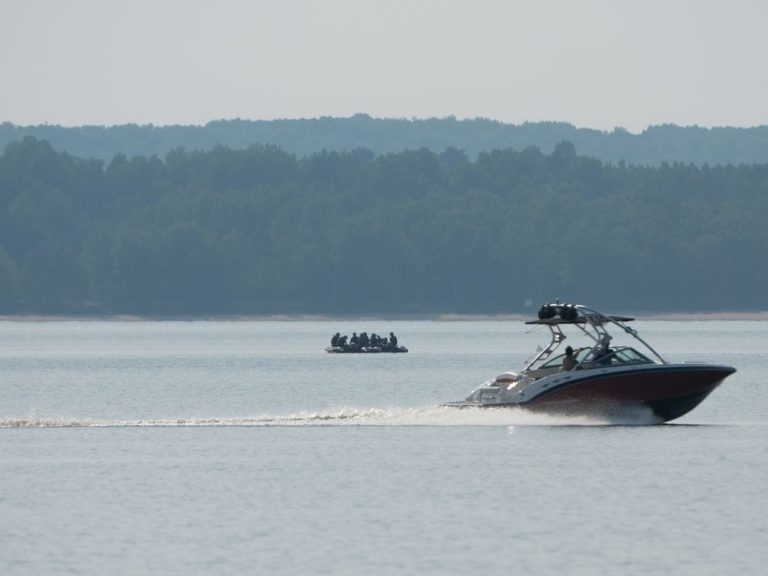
xmin=445 ymin=301 xmax=735 ymax=423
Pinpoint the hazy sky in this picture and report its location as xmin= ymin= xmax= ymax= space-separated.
xmin=2 ymin=0 xmax=767 ymax=132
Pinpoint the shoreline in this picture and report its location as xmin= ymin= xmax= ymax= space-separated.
xmin=1 ymin=311 xmax=768 ymax=322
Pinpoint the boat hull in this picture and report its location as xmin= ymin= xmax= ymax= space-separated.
xmin=450 ymin=365 xmax=735 ymax=423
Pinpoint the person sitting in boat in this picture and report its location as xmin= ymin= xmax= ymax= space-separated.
xmin=562 ymin=346 xmax=578 ymax=371
xmin=389 ymin=332 xmax=398 ymax=347
xmin=338 ymin=335 xmax=348 ymax=347
xmin=350 ymin=333 xmax=359 ymax=349
xmin=370 ymin=333 xmax=380 ymax=347
xmin=594 ymin=346 xmax=613 ymax=365
xmin=359 ymin=332 xmax=370 ymax=348
xmin=331 ymin=333 xmax=341 ymax=347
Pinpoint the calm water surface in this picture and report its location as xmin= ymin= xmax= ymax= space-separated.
xmin=1 ymin=320 xmax=766 ymax=575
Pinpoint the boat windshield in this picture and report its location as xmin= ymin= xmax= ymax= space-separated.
xmin=606 ymin=347 xmax=654 ymax=365
xmin=538 ymin=346 xmax=654 ymax=369
xmin=539 ymin=348 xmax=591 ymax=369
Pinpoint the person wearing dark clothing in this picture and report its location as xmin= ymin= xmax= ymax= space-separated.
xmin=338 ymin=335 xmax=348 ymax=347
xmin=331 ymin=333 xmax=340 ymax=347
xmin=389 ymin=332 xmax=398 ymax=347
xmin=562 ymin=346 xmax=577 ymax=371
xmin=360 ymin=332 xmax=370 ymax=347
xmin=350 ymin=333 xmax=359 ymax=346
xmin=594 ymin=346 xmax=612 ymax=366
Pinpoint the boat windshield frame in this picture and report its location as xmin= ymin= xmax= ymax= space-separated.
xmin=521 ymin=303 xmax=666 ymax=372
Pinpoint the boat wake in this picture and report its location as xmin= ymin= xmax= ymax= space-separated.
xmin=0 ymin=405 xmax=660 ymax=428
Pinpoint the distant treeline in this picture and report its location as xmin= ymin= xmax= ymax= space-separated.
xmin=3 ymin=116 xmax=768 ymax=166
xmin=0 ymin=136 xmax=766 ymax=314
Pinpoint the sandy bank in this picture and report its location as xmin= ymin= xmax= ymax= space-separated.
xmin=1 ymin=311 xmax=768 ymax=322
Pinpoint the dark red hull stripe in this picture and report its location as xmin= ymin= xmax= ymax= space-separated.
xmin=520 ymin=366 xmax=733 ymax=411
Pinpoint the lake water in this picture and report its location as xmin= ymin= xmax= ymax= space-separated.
xmin=1 ymin=320 xmax=766 ymax=575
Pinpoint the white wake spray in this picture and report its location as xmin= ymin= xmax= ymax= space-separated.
xmin=0 ymin=405 xmax=660 ymax=428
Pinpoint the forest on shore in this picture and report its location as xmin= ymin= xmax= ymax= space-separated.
xmin=3 ymin=116 xmax=768 ymax=166
xmin=0 ymin=136 xmax=766 ymax=315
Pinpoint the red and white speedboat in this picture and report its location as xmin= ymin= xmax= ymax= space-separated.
xmin=446 ymin=301 xmax=735 ymax=423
